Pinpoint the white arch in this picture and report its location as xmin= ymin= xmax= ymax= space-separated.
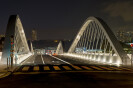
xmin=68 ymin=17 xmax=130 ymax=65
xmin=56 ymin=41 xmax=63 ymax=54
xmin=1 ymin=15 xmax=30 ymax=64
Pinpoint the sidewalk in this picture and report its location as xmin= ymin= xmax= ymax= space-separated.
xmin=0 ymin=64 xmax=11 ymax=78
xmin=0 ymin=54 xmax=34 ymax=78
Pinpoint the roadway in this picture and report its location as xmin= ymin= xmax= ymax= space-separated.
xmin=21 ymin=54 xmax=100 ymax=65
xmin=21 ymin=55 xmax=70 ymax=65
xmin=0 ymin=55 xmax=133 ymax=88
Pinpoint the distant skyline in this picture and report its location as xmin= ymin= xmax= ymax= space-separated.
xmin=0 ymin=0 xmax=133 ymax=40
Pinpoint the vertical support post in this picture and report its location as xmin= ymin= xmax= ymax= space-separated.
xmin=86 ymin=25 xmax=92 ymax=58
xmin=9 ymin=57 xmax=10 ymax=68
xmin=108 ymin=44 xmax=112 ymax=63
xmin=95 ymin=26 xmax=100 ymax=53
xmin=80 ymin=30 xmax=85 ymax=56
xmin=11 ymin=57 xmax=13 ymax=69
xmin=15 ymin=55 xmax=17 ymax=66
xmin=78 ymin=35 xmax=83 ymax=54
xmin=131 ymin=54 xmax=133 ymax=70
xmin=83 ymin=26 xmax=88 ymax=58
xmin=91 ymin=22 xmax=98 ymax=60
xmin=88 ymin=22 xmax=94 ymax=60
xmin=7 ymin=58 xmax=8 ymax=71
xmin=84 ymin=25 xmax=90 ymax=58
xmin=10 ymin=35 xmax=14 ymax=71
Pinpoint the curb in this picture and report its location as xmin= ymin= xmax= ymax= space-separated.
xmin=0 ymin=55 xmax=34 ymax=79
xmin=0 ymin=72 xmax=12 ymax=79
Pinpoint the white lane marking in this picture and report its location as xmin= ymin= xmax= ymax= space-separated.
xmin=49 ymin=55 xmax=71 ymax=65
xmin=41 ymin=55 xmax=45 ymax=64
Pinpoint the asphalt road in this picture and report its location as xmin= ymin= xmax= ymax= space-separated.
xmin=1 ymin=71 xmax=133 ymax=88
xmin=21 ymin=55 xmax=70 ymax=65
xmin=0 ymin=55 xmax=133 ymax=88
xmin=21 ymin=55 xmax=99 ymax=65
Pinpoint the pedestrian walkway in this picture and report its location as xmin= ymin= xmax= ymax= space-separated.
xmin=15 ymin=65 xmax=132 ymax=73
xmin=0 ymin=64 xmax=11 ymax=78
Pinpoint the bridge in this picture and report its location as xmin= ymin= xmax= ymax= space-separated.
xmin=0 ymin=15 xmax=33 ymax=65
xmin=0 ymin=15 xmax=132 ymax=69
xmin=0 ymin=14 xmax=133 ymax=88
xmin=56 ymin=17 xmax=131 ymax=66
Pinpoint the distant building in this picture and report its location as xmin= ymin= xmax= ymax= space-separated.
xmin=116 ymin=30 xmax=133 ymax=43
xmin=32 ymin=39 xmax=73 ymax=55
xmin=32 ymin=40 xmax=59 ymax=55
xmin=32 ymin=29 xmax=37 ymax=41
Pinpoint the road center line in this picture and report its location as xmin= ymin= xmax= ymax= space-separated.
xmin=49 ymin=55 xmax=72 ymax=65
xmin=41 ymin=54 xmax=45 ymax=64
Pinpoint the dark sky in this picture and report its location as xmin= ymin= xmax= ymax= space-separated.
xmin=0 ymin=0 xmax=133 ymax=40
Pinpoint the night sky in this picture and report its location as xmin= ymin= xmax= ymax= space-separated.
xmin=0 ymin=0 xmax=133 ymax=40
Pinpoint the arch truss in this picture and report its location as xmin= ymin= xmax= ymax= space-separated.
xmin=1 ymin=15 xmax=31 ymax=64
xmin=67 ymin=17 xmax=130 ymax=66
xmin=56 ymin=41 xmax=64 ymax=54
